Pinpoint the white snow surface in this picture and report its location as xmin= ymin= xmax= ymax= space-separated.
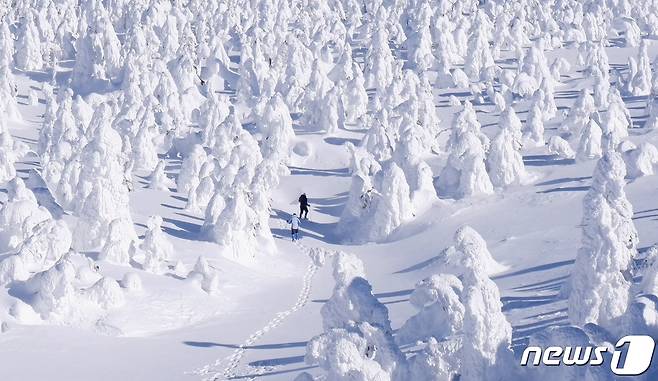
xmin=2 ymin=1 xmax=658 ymax=381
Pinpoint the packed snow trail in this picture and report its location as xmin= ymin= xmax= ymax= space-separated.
xmin=196 ymin=241 xmax=318 ymax=381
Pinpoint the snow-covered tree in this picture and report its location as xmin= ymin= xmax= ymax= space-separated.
xmin=73 ymin=106 xmax=136 ymax=250
xmin=623 ymin=142 xmax=658 ymax=178
xmin=140 ymin=215 xmax=173 ymax=274
xmin=340 ymin=162 xmax=413 ymax=243
xmin=0 ymin=208 xmax=71 ymax=285
xmin=433 ymin=15 xmax=459 ymax=88
xmin=0 ymin=65 xmax=21 ymax=122
xmin=602 ymin=88 xmax=632 ymax=152
xmin=453 ymin=226 xmax=512 ymax=381
xmin=323 ymin=85 xmax=344 ymax=135
xmin=336 ymin=144 xmax=382 ymax=242
xmin=185 ymin=159 xmax=216 ymax=213
xmin=177 ymin=144 xmax=207 ymax=195
xmin=0 ymin=177 xmax=52 ymax=252
xmin=305 ymin=321 xmax=404 ymax=381
xmin=74 ymin=178 xmax=135 ymax=250
xmin=620 ymin=18 xmax=642 ymax=47
xmin=405 ymin=226 xmax=512 ymax=380
xmin=99 ymin=217 xmax=136 ymax=265
xmin=630 ymin=40 xmax=652 ymax=96
xmin=71 ymin=2 xmax=122 ymax=88
xmin=406 ymin=336 xmax=461 ymax=380
xmin=0 ymin=112 xmax=18 ymax=182
xmin=342 ymin=63 xmax=369 ymax=125
xmin=364 ymin=27 xmax=395 ymax=90
xmin=203 ymin=189 xmax=260 ymax=262
xmin=396 ymin=273 xmax=464 ymax=345
xmin=14 ymin=13 xmax=43 ymax=71
xmin=187 ymin=256 xmax=220 ymax=293
xmin=548 ymin=135 xmax=576 ymax=159
xmin=523 ymin=101 xmax=545 ymax=147
xmin=576 ymin=118 xmax=603 ymax=161
xmin=321 ymin=275 xmax=391 ymax=333
xmin=131 ymin=123 xmax=159 ymax=172
xmin=440 ymin=225 xmax=508 ymax=276
xmin=465 ymin=11 xmax=494 ymax=81
xmin=487 ymin=107 xmax=527 ymax=188
xmin=406 ymin=2 xmax=434 ymax=73
xmin=437 ymin=102 xmax=493 ymax=198
xmin=148 ymin=160 xmax=174 ymax=191
xmin=560 ymin=89 xmax=596 ymax=140
xmin=24 ymin=252 xmax=125 ymax=321
xmin=568 ymin=152 xmax=638 ymax=332
xmin=306 ymin=252 xmax=404 ymax=381
xmin=256 ymin=93 xmax=295 ymax=162
xmin=646 ymin=94 xmax=658 ymax=130
xmin=592 ymin=66 xmax=610 ymax=109
xmin=0 ymin=20 xmax=14 ymax=67
xmin=535 ymin=78 xmax=557 ymax=120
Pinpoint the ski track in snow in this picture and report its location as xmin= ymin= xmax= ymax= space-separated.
xmin=195 ymin=241 xmax=318 ymax=381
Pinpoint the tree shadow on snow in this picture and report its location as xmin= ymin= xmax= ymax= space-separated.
xmin=393 ymin=255 xmax=441 ymax=274
xmin=312 ymin=288 xmax=413 ymax=304
xmin=378 ymin=291 xmax=413 ymax=305
xmin=288 ymin=166 xmax=350 ymax=177
xmin=170 ymin=195 xmax=188 ymax=203
xmin=183 ymin=340 xmax=306 ymax=350
xmin=7 ymin=281 xmax=37 ymax=303
xmin=511 ymin=313 xmax=569 ymax=355
xmin=248 ymin=355 xmax=305 ymax=367
xmin=492 ymin=259 xmax=574 ymax=280
xmin=161 ymin=203 xmax=184 ymax=210
xmin=537 ymin=185 xmax=589 ymax=194
xmin=523 ymin=154 xmax=575 ymax=167
xmin=175 ymin=211 xmax=204 ymax=221
xmin=511 ymin=275 xmax=568 ymax=293
xmin=554 ymin=90 xmax=581 ymax=100
xmin=632 ymin=213 xmax=658 ymax=221
xmin=272 ymin=209 xmax=339 ymax=244
xmin=635 ymin=208 xmax=658 ymax=214
xmin=622 ymin=94 xmax=649 ymax=103
xmin=161 ymin=217 xmax=200 ymax=241
xmin=324 ymin=136 xmax=361 ymax=146
xmin=501 ymin=294 xmax=558 ymax=312
xmin=307 ymin=193 xmax=348 ymax=219
xmin=535 ymin=176 xmax=590 ymax=187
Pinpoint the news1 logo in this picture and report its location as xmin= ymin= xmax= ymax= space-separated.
xmin=520 ymin=335 xmax=656 ymax=375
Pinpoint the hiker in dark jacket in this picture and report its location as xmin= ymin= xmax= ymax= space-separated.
xmin=299 ymin=193 xmax=309 ymax=219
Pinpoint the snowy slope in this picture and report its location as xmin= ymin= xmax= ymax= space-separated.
xmin=2 ymin=55 xmax=658 ymax=380
xmin=3 ymin=2 xmax=658 ymax=381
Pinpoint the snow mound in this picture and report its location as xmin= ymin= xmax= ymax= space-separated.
xmin=321 ymin=276 xmax=391 ymax=332
xmin=120 ymin=272 xmax=142 ymax=292
xmin=187 ymin=256 xmax=220 ymax=293
xmin=396 ymin=274 xmax=464 ymax=345
xmin=0 ymin=177 xmax=52 ymax=252
xmin=548 ymin=136 xmax=576 ymax=159
xmin=0 ymin=255 xmax=29 ymax=285
xmin=20 ymin=253 xmax=125 ymax=327
xmin=140 ymin=215 xmax=174 ymax=274
xmin=305 ymin=322 xmax=405 ymax=381
xmin=332 ymin=251 xmax=366 ymax=287
xmin=437 ymin=225 xmax=508 ymax=276
xmin=623 ymin=142 xmax=658 ymax=178
xmin=83 ymin=277 xmax=125 ymax=310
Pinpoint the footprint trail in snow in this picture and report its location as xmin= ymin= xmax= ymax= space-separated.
xmin=195 ymin=241 xmax=318 ymax=381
